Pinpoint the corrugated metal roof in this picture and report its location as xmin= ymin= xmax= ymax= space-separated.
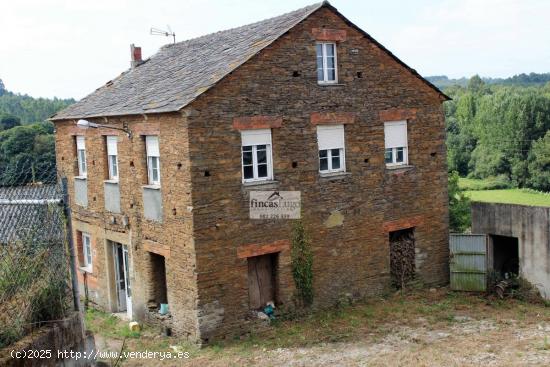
xmin=0 ymin=185 xmax=64 ymax=244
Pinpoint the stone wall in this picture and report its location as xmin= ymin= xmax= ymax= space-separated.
xmin=186 ymin=6 xmax=449 ymax=340
xmin=54 ymin=113 xmax=199 ymax=339
xmin=0 ymin=312 xmax=88 ymax=367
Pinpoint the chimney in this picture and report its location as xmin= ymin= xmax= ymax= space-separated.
xmin=130 ymin=44 xmax=142 ymax=68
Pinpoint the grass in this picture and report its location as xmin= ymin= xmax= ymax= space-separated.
xmin=465 ymin=188 xmax=550 ymax=207
xmin=85 ymin=308 xmax=141 ymax=339
xmin=458 ymin=177 xmax=550 ymax=207
xmin=458 ymin=177 xmax=511 ymax=191
xmin=84 ymin=290 xmax=550 ymax=366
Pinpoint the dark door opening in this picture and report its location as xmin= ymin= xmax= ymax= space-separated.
xmin=147 ymin=252 xmax=168 ymax=307
xmin=247 ymin=253 xmax=278 ymax=310
xmin=491 ymin=235 xmax=519 ymax=277
xmin=389 ymin=228 xmax=416 ymax=289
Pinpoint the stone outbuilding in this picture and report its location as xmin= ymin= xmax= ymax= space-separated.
xmin=51 ymin=1 xmax=450 ymax=342
xmin=471 ymin=202 xmax=550 ymax=299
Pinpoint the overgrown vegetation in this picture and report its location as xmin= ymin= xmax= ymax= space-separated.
xmin=0 ymin=240 xmax=71 ymax=348
xmin=291 ymin=219 xmax=314 ymax=307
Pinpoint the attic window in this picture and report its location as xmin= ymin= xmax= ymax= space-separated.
xmin=316 ymin=43 xmax=337 ymax=84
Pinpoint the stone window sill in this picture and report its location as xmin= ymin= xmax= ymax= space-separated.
xmin=79 ymin=266 xmax=93 ymax=274
xmin=74 ymin=176 xmax=87 ymax=180
xmin=319 ymin=171 xmax=351 ymax=180
xmin=385 ymin=164 xmax=415 ymax=172
xmin=317 ymin=82 xmax=345 ymax=87
xmin=104 ymin=179 xmax=119 ymax=184
xmin=242 ymin=180 xmax=279 ymax=188
xmin=142 ymin=184 xmax=161 ymax=190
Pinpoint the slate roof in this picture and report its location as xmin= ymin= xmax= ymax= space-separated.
xmin=51 ymin=2 xmax=325 ymax=120
xmin=51 ymin=1 xmax=448 ymax=121
xmin=0 ymin=185 xmax=64 ymax=244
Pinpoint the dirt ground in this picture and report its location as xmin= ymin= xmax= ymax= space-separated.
xmin=88 ymin=288 xmax=550 ymax=366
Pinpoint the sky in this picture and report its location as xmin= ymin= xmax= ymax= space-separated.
xmin=1 ymin=0 xmax=549 ymax=99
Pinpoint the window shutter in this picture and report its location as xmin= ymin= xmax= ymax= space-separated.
xmin=146 ymin=136 xmax=160 ymax=157
xmin=76 ymin=136 xmax=85 ymax=150
xmin=317 ymin=124 xmax=344 ymax=150
xmin=241 ymin=129 xmax=272 ymax=146
xmin=106 ymin=136 xmax=118 ymax=155
xmin=384 ymin=120 xmax=408 ymax=149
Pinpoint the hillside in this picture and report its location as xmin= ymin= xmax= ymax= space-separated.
xmin=0 ymin=78 xmax=74 ymax=124
xmin=427 ymin=73 xmax=550 ymax=89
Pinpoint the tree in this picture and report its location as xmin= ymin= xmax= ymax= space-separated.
xmin=448 ymin=172 xmax=471 ymax=232
xmin=0 ymin=122 xmax=56 ymax=185
xmin=0 ymin=113 xmax=21 ymax=130
xmin=527 ymin=131 xmax=550 ymax=191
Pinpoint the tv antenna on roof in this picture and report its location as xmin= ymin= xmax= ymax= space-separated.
xmin=150 ymin=25 xmax=175 ymax=44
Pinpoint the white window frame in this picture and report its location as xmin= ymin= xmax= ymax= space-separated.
xmin=317 ymin=124 xmax=346 ymax=174
xmin=316 ymin=42 xmax=338 ymax=84
xmin=240 ymin=129 xmax=273 ymax=183
xmin=106 ymin=136 xmax=118 ymax=181
xmin=384 ymin=120 xmax=409 ymax=167
xmin=76 ymin=136 xmax=87 ymax=177
xmin=145 ymin=136 xmax=161 ymax=186
xmin=82 ymin=232 xmax=92 ymax=271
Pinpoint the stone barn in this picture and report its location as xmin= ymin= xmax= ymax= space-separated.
xmin=51 ymin=1 xmax=450 ymax=342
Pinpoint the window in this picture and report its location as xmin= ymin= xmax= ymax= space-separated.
xmin=384 ymin=120 xmax=408 ymax=166
xmin=76 ymin=136 xmax=87 ymax=177
xmin=106 ymin=136 xmax=118 ymax=180
xmin=82 ymin=232 xmax=92 ymax=271
xmin=145 ymin=136 xmax=160 ymax=185
xmin=241 ymin=129 xmax=273 ymax=182
xmin=317 ymin=125 xmax=345 ymax=173
xmin=316 ymin=43 xmax=337 ymax=83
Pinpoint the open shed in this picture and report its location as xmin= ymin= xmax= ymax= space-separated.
xmin=470 ymin=202 xmax=550 ymax=299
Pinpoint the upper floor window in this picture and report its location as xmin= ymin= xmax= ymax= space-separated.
xmin=145 ymin=136 xmax=160 ymax=185
xmin=316 ymin=43 xmax=337 ymax=84
xmin=82 ymin=232 xmax=92 ymax=271
xmin=317 ymin=125 xmax=345 ymax=173
xmin=384 ymin=120 xmax=408 ymax=166
xmin=106 ymin=136 xmax=118 ymax=181
xmin=241 ymin=129 xmax=273 ymax=183
xmin=76 ymin=136 xmax=87 ymax=177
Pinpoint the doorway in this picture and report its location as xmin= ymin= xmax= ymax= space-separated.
xmin=247 ymin=253 xmax=277 ymax=310
xmin=491 ymin=235 xmax=519 ymax=277
xmin=113 ymin=242 xmax=132 ymax=319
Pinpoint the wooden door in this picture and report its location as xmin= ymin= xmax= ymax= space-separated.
xmin=248 ymin=254 xmax=275 ymax=309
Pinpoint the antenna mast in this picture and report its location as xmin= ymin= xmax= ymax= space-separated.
xmin=150 ymin=25 xmax=176 ymax=44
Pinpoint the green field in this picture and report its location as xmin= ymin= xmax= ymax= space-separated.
xmin=459 ymin=178 xmax=550 ymax=207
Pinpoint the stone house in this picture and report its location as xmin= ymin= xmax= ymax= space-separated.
xmin=51 ymin=1 xmax=450 ymax=342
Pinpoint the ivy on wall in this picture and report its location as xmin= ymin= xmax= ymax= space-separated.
xmin=291 ymin=219 xmax=313 ymax=307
